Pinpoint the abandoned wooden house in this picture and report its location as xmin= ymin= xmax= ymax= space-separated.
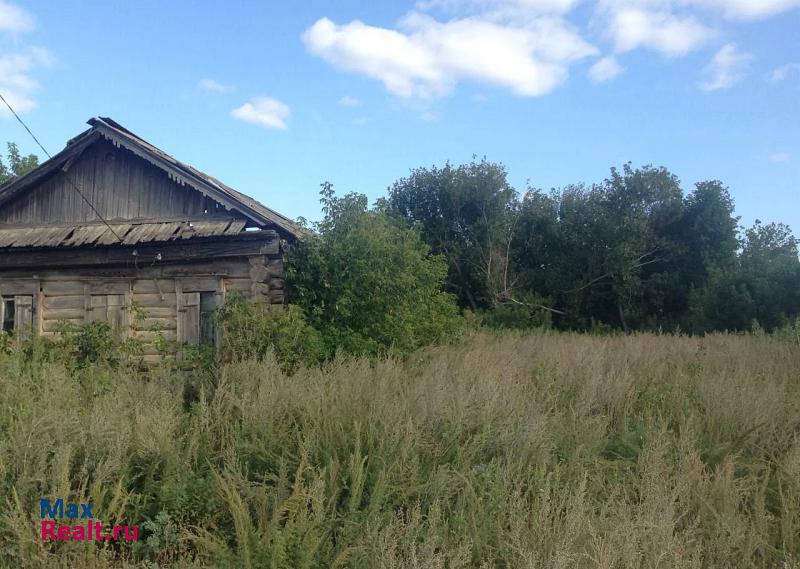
xmin=0 ymin=117 xmax=301 ymax=361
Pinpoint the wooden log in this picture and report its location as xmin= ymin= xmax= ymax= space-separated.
xmin=42 ymin=295 xmax=84 ymax=310
xmin=43 ymin=318 xmax=83 ymax=332
xmin=132 ymin=293 xmax=177 ymax=307
xmin=265 ymin=258 xmax=283 ymax=278
xmin=42 ymin=281 xmax=85 ymax=296
xmin=224 ymin=278 xmax=253 ymax=293
xmin=132 ymin=279 xmax=175 ymax=294
xmin=43 ymin=308 xmax=86 ymax=321
xmin=129 ymin=306 xmax=175 ymax=319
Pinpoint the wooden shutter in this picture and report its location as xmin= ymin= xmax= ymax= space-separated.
xmin=88 ymin=294 xmax=108 ymax=322
xmin=14 ymin=295 xmax=33 ymax=333
xmin=107 ymin=294 xmax=127 ymax=331
xmin=178 ymin=292 xmax=200 ymax=345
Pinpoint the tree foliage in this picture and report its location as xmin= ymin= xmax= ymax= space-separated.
xmin=387 ymin=160 xmax=799 ymax=333
xmin=287 ymin=183 xmax=462 ymax=357
xmin=386 ymin=159 xmax=519 ymax=310
xmin=0 ymin=142 xmax=38 ymax=184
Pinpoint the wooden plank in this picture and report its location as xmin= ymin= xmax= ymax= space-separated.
xmin=63 ymin=225 xmax=106 ymax=247
xmin=224 ymin=219 xmax=246 ymax=235
xmin=0 ymin=229 xmax=17 ymax=247
xmin=96 ymin=224 xmax=132 ymax=246
xmin=121 ymin=224 xmax=151 ymax=245
xmin=40 ymin=226 xmax=75 ymax=247
xmin=6 ymin=228 xmax=38 ymax=247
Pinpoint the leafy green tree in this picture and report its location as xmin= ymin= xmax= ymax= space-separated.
xmin=0 ymin=142 xmax=39 ymax=184
xmin=535 ymin=165 xmax=684 ymax=330
xmin=386 ymin=159 xmax=518 ymax=310
xmin=287 ymin=183 xmax=462 ymax=357
xmin=688 ymin=221 xmax=800 ymax=331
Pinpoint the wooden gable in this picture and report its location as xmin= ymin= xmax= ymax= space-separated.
xmin=0 ymin=138 xmax=242 ymax=226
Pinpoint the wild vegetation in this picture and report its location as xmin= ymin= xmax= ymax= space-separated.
xmin=1 ymin=327 xmax=799 ymax=568
xmin=1 ymin=145 xmax=799 ymax=568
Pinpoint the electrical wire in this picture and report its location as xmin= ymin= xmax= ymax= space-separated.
xmin=0 ymin=92 xmax=123 ymax=243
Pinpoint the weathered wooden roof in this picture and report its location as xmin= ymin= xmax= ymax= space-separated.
xmin=0 ymin=117 xmax=303 ymax=239
xmin=0 ymin=219 xmax=247 ymax=248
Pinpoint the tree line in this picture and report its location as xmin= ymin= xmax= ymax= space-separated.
xmin=293 ymin=158 xmax=799 ymax=347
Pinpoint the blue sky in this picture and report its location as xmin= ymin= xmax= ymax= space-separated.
xmin=1 ymin=0 xmax=798 ymax=232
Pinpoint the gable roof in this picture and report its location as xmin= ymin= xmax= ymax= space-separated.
xmin=0 ymin=117 xmax=302 ymax=239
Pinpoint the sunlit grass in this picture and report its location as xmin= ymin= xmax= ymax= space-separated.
xmin=1 ymin=331 xmax=798 ymax=568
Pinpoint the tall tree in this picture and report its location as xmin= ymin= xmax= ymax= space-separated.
xmin=387 ymin=158 xmax=518 ymax=310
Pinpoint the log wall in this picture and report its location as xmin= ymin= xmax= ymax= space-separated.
xmin=0 ymin=254 xmax=285 ymax=364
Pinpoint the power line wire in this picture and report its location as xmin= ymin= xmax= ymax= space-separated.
xmin=0 ymin=92 xmax=123 ymax=243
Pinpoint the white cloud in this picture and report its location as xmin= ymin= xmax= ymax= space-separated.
xmin=768 ymin=151 xmax=790 ymax=163
xmin=338 ymin=95 xmax=362 ymax=107
xmin=198 ymin=78 xmax=233 ymax=93
xmin=684 ymin=0 xmax=800 ymax=20
xmin=417 ymin=0 xmax=579 ymax=18
xmin=302 ymin=12 xmax=596 ymax=99
xmin=588 ymin=55 xmax=624 ymax=82
xmin=0 ymin=0 xmax=34 ymax=33
xmin=770 ymin=63 xmax=800 ymax=82
xmin=700 ymin=43 xmax=753 ymax=91
xmin=593 ymin=0 xmax=799 ymax=62
xmin=231 ymin=96 xmax=291 ymax=130
xmin=0 ymin=47 xmax=54 ymax=117
xmin=303 ymin=1 xmax=800 ymax=99
xmin=598 ymin=3 xmax=714 ymax=56
xmin=0 ymin=2 xmax=50 ymax=118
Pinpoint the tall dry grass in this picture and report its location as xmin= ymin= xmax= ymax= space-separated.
xmin=0 ymin=331 xmax=798 ymax=568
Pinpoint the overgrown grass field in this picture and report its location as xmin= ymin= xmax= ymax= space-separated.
xmin=1 ymin=331 xmax=799 ymax=568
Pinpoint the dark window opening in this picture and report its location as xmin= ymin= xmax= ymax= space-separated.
xmin=2 ymin=297 xmax=15 ymax=332
xmin=199 ymin=292 xmax=217 ymax=345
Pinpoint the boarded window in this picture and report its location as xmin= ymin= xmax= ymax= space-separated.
xmin=1 ymin=295 xmax=33 ymax=333
xmin=199 ymin=292 xmax=217 ymax=345
xmin=2 ymin=297 xmax=15 ymax=332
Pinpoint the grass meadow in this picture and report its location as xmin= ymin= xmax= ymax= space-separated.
xmin=1 ymin=331 xmax=799 ymax=568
